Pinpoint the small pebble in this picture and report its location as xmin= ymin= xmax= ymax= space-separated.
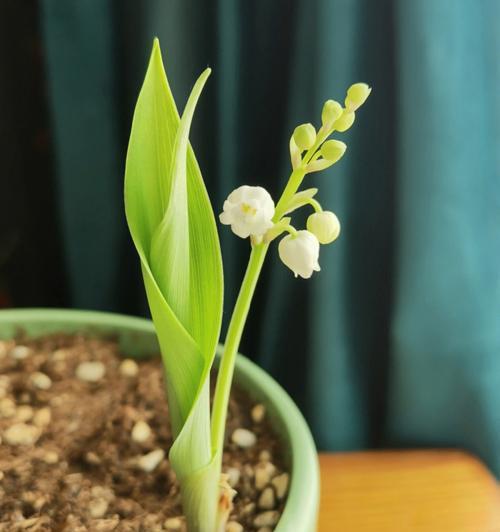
xmin=258 ymin=487 xmax=276 ymax=510
xmin=231 ymin=428 xmax=257 ymax=448
xmin=241 ymin=502 xmax=256 ymax=516
xmin=226 ymin=522 xmax=243 ymax=532
xmin=91 ymin=486 xmax=115 ymax=502
xmin=131 ymin=420 xmax=151 ymax=443
xmin=251 ymin=403 xmax=266 ymax=423
xmin=0 ymin=398 xmax=16 ymax=418
xmin=85 ymin=451 xmax=101 ymax=465
xmin=119 ymin=359 xmax=139 ymax=377
xmin=94 ymin=518 xmax=120 ymax=532
xmin=89 ymin=498 xmax=108 ymax=518
xmin=259 ymin=450 xmax=272 ymax=462
xmin=33 ymin=407 xmax=51 ymax=427
xmin=271 ymin=472 xmax=290 ymax=499
xmin=43 ymin=451 xmax=59 ymax=464
xmin=255 ymin=461 xmax=276 ymax=490
xmin=10 ymin=345 xmax=30 ymax=360
xmin=52 ymin=348 xmax=67 ymax=361
xmin=15 ymin=405 xmax=34 ymax=422
xmin=15 ymin=517 xmax=42 ymax=528
xmin=76 ymin=361 xmax=106 ymax=382
xmin=137 ymin=449 xmax=165 ymax=472
xmin=253 ymin=511 xmax=280 ymax=527
xmin=4 ymin=423 xmax=40 ymax=446
xmin=225 ymin=467 xmax=241 ymax=488
xmin=164 ymin=516 xmax=183 ymax=530
xmin=30 ymin=371 xmax=52 ymax=390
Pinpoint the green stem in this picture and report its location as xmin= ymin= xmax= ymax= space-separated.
xmin=211 ymin=130 xmax=321 ymax=508
xmin=274 ymin=168 xmax=306 ymax=221
xmin=274 ymin=129 xmax=332 ymax=221
xmin=211 ymin=243 xmax=269 ymax=453
xmin=307 ymin=198 xmax=323 ymax=213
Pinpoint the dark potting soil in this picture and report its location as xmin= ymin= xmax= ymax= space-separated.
xmin=0 ymin=333 xmax=289 ymax=531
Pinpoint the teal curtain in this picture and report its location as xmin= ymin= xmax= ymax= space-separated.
xmin=39 ymin=1 xmax=500 ymax=474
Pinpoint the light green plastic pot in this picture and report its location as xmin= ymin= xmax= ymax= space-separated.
xmin=0 ymin=308 xmax=319 ymax=531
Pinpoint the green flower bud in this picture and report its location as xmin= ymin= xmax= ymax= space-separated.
xmin=293 ymin=123 xmax=316 ymax=151
xmin=321 ymin=100 xmax=343 ymax=128
xmin=334 ymin=110 xmax=355 ymax=132
xmin=307 ymin=211 xmax=341 ymax=244
xmin=345 ymin=83 xmax=371 ymax=111
xmin=321 ymin=139 xmax=347 ymax=163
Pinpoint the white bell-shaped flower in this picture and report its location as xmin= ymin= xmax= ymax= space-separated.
xmin=219 ymin=185 xmax=275 ymax=238
xmin=307 ymin=211 xmax=341 ymax=244
xmin=278 ymin=230 xmax=321 ymax=279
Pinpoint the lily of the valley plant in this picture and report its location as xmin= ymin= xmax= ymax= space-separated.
xmin=124 ymin=39 xmax=370 ymax=532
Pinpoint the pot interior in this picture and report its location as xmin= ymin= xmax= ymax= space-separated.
xmin=0 ymin=308 xmax=319 ymax=532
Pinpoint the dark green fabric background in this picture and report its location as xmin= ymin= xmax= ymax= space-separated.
xmin=9 ymin=1 xmax=500 ymax=473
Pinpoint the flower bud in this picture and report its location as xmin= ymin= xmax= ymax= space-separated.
xmin=321 ymin=100 xmax=343 ymax=128
xmin=293 ymin=123 xmax=316 ymax=151
xmin=345 ymin=83 xmax=371 ymax=111
xmin=321 ymin=140 xmax=347 ymax=164
xmin=278 ymin=230 xmax=321 ymax=279
xmin=334 ymin=110 xmax=355 ymax=132
xmin=220 ymin=185 xmax=275 ymax=238
xmin=307 ymin=211 xmax=340 ymax=244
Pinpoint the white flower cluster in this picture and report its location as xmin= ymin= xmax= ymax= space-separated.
xmin=219 ymin=82 xmax=370 ymax=279
xmin=219 ymin=185 xmax=340 ymax=279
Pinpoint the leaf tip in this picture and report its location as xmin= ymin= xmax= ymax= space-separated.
xmin=151 ymin=37 xmax=163 ymax=65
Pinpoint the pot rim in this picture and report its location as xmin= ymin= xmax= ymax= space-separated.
xmin=0 ymin=308 xmax=319 ymax=531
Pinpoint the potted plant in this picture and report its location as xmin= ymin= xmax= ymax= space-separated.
xmin=0 ymin=39 xmax=370 ymax=531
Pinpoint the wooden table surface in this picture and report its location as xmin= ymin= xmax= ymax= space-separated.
xmin=318 ymin=450 xmax=500 ymax=531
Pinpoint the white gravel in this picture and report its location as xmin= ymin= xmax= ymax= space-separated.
xmin=253 ymin=511 xmax=280 ymax=527
xmin=231 ymin=428 xmax=257 ymax=448
xmin=137 ymin=449 xmax=165 ymax=472
xmin=131 ymin=420 xmax=151 ymax=443
xmin=258 ymin=486 xmax=276 ymax=510
xmin=251 ymin=403 xmax=266 ymax=423
xmin=271 ymin=472 xmax=290 ymax=499
xmin=4 ymin=423 xmax=40 ymax=446
xmin=31 ymin=372 xmax=52 ymax=390
xmin=33 ymin=407 xmax=51 ymax=427
xmin=254 ymin=461 xmax=276 ymax=490
xmin=10 ymin=345 xmax=30 ymax=360
xmin=119 ymin=359 xmax=139 ymax=377
xmin=76 ymin=361 xmax=106 ymax=382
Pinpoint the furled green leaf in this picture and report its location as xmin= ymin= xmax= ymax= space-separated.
xmin=124 ymin=39 xmax=223 ymax=531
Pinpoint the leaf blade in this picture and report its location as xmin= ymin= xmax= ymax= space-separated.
xmin=124 ymin=39 xmax=224 ymax=531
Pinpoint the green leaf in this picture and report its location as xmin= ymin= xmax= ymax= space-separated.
xmin=125 ymin=39 xmax=223 ymax=531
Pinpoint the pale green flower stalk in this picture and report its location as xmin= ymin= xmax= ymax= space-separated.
xmin=125 ymin=39 xmax=370 ymax=532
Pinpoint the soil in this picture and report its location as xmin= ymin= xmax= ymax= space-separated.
xmin=0 ymin=333 xmax=289 ymax=531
